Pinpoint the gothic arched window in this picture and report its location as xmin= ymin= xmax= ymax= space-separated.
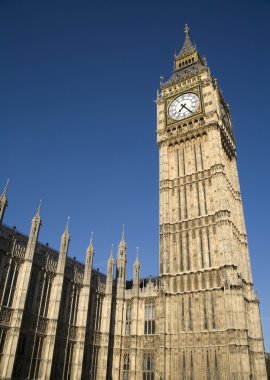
xmin=143 ymin=353 xmax=154 ymax=380
xmin=123 ymin=353 xmax=130 ymax=380
xmin=144 ymin=303 xmax=155 ymax=335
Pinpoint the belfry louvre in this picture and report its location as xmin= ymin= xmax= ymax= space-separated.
xmin=0 ymin=25 xmax=267 ymax=379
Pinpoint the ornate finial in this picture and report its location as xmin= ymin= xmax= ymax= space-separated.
xmin=88 ymin=231 xmax=94 ymax=253
xmin=109 ymin=243 xmax=114 ymax=263
xmin=202 ymin=56 xmax=207 ymax=66
xmin=34 ymin=199 xmax=42 ymax=219
xmin=3 ymin=179 xmax=9 ymax=195
xmin=38 ymin=199 xmax=42 ymax=213
xmin=184 ymin=23 xmax=189 ymax=35
xmin=118 ymin=224 xmax=127 ymax=251
xmin=134 ymin=246 xmax=140 ymax=265
xmin=65 ymin=216 xmax=70 ymax=232
xmin=1 ymin=178 xmax=9 ymax=200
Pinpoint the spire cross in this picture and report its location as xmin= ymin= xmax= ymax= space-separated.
xmin=122 ymin=224 xmax=125 ymax=240
xmin=136 ymin=246 xmax=139 ymax=258
xmin=90 ymin=231 xmax=93 ymax=242
xmin=184 ymin=23 xmax=189 ymax=35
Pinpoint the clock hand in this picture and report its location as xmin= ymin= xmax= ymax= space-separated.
xmin=182 ymin=104 xmax=193 ymax=113
xmin=178 ymin=104 xmax=184 ymax=113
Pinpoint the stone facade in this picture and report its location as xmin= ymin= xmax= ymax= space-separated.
xmin=0 ymin=26 xmax=267 ymax=379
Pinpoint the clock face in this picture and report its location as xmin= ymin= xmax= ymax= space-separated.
xmin=168 ymin=92 xmax=200 ymax=120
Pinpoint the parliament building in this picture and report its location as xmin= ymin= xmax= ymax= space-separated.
xmin=0 ymin=26 xmax=267 ymax=379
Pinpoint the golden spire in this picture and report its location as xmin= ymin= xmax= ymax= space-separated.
xmin=177 ymin=23 xmax=196 ymax=57
xmin=184 ymin=23 xmax=189 ymax=35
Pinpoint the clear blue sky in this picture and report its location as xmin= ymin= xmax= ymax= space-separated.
xmin=1 ymin=0 xmax=269 ymax=350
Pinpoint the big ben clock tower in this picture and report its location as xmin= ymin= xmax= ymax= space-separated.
xmin=0 ymin=23 xmax=267 ymax=380
xmin=156 ymin=25 xmax=267 ymax=379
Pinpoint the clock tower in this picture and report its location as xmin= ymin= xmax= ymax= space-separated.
xmin=156 ymin=25 xmax=267 ymax=379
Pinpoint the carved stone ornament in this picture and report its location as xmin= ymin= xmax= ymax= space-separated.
xmin=143 ymin=336 xmax=155 ymax=348
xmin=221 ymin=268 xmax=231 ymax=289
xmin=94 ymin=332 xmax=101 ymax=345
xmin=160 ymin=277 xmax=168 ymax=294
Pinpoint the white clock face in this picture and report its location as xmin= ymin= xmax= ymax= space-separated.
xmin=168 ymin=92 xmax=200 ymax=120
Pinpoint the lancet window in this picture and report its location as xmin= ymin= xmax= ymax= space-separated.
xmin=182 ymin=351 xmax=186 ymax=380
xmin=0 ymin=259 xmax=19 ymax=307
xmin=199 ymin=142 xmax=204 ymax=170
xmin=182 ymin=297 xmax=185 ymax=331
xmin=180 ymin=235 xmax=184 ymax=271
xmin=40 ymin=275 xmax=52 ymax=317
xmin=196 ymin=182 xmax=201 ymax=216
xmin=92 ymin=346 xmax=99 ymax=380
xmin=190 ymin=351 xmax=195 ymax=379
xmin=30 ymin=335 xmax=44 ymax=380
xmin=206 ymin=350 xmax=211 ymax=380
xmin=178 ymin=189 xmax=182 ymax=220
xmin=63 ymin=282 xmax=81 ymax=326
xmin=63 ymin=341 xmax=75 ymax=380
xmin=204 ymin=294 xmax=208 ymax=330
xmin=202 ymin=181 xmax=207 ymax=214
xmin=123 ymin=353 xmax=130 ymax=380
xmin=200 ymin=230 xmax=204 ymax=268
xmin=182 ymin=148 xmax=186 ymax=175
xmin=93 ymin=293 xmax=102 ymax=332
xmin=69 ymin=284 xmax=80 ymax=326
xmin=143 ymin=353 xmax=154 ymax=380
xmin=207 ymin=229 xmax=211 ymax=266
xmin=211 ymin=294 xmax=216 ymax=329
xmin=144 ymin=303 xmax=155 ymax=335
xmin=34 ymin=272 xmax=52 ymax=317
xmin=125 ymin=304 xmax=132 ymax=336
xmin=189 ymin=296 xmax=193 ymax=330
xmin=184 ymin=187 xmax=188 ymax=219
xmin=186 ymin=233 xmax=190 ymax=270
xmin=194 ymin=145 xmax=198 ymax=172
xmin=177 ymin=149 xmax=180 ymax=177
xmin=13 ymin=334 xmax=27 ymax=377
xmin=0 ymin=329 xmax=6 ymax=368
xmin=215 ymin=350 xmax=219 ymax=379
